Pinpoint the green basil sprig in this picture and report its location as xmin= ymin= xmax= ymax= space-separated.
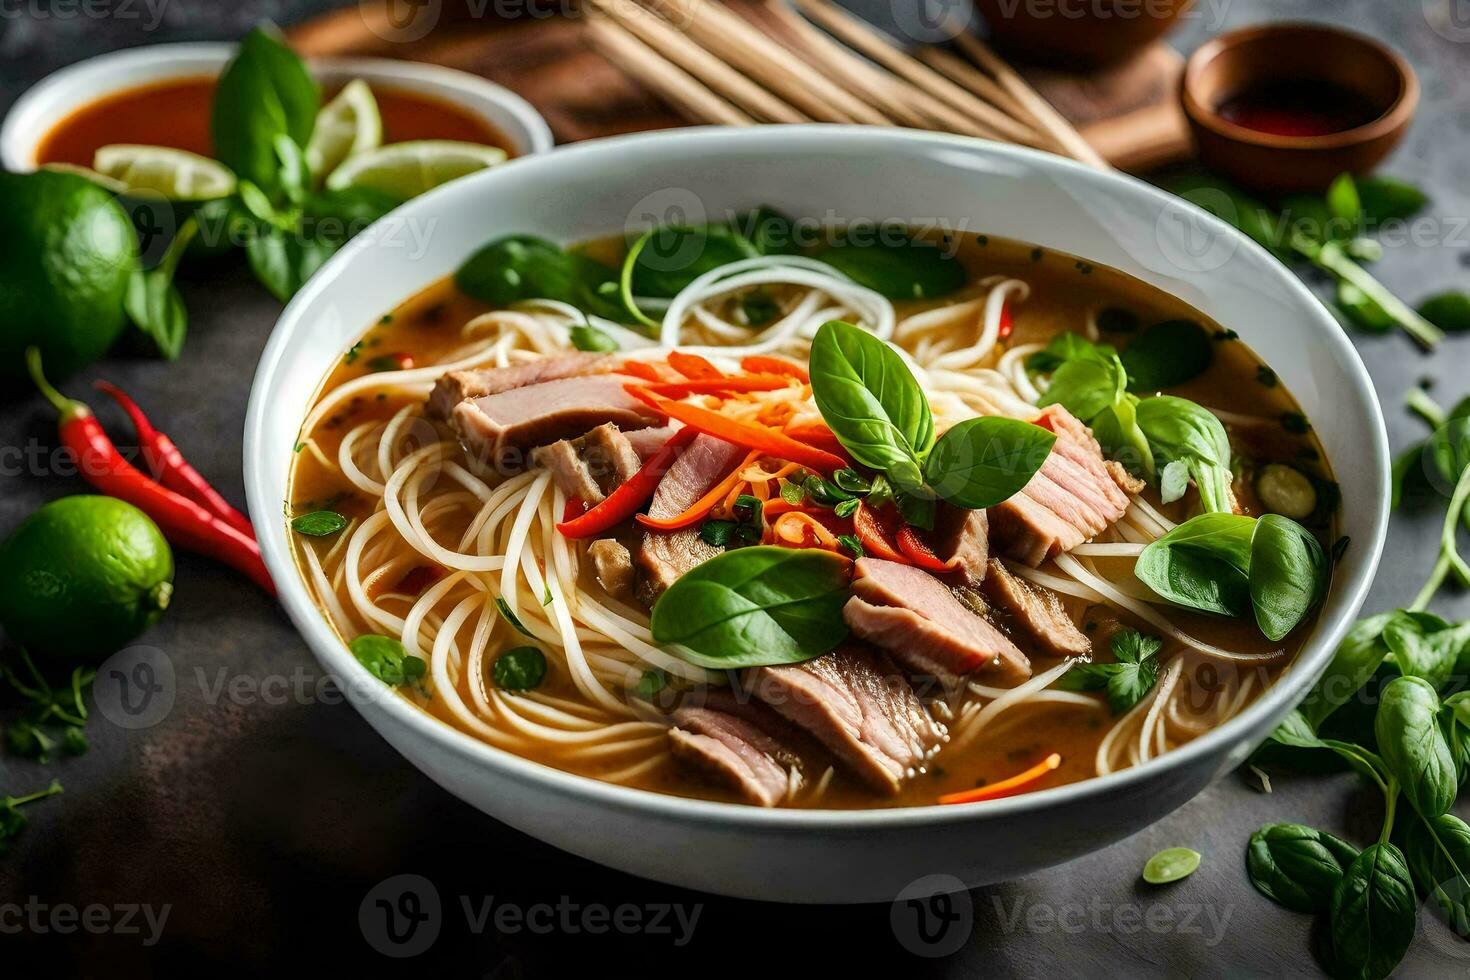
xmin=1403 ymin=813 xmax=1470 ymax=939
xmin=1376 ymin=676 xmax=1457 ymax=820
xmin=211 ymin=25 xmax=320 ymax=200
xmin=810 ymin=320 xmax=1054 ymax=517
xmin=649 ymin=546 xmax=850 ymax=668
xmin=1135 ymin=512 xmax=1329 ymax=640
xmin=1326 ymin=843 xmax=1416 ymax=980
xmin=1247 ymin=823 xmax=1359 ymax=914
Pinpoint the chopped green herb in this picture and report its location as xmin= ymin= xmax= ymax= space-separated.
xmin=837 ymin=534 xmax=864 ymax=558
xmin=1058 ymin=629 xmax=1163 ymax=714
xmin=1214 ymin=329 xmax=1240 ymax=342
xmin=780 ymin=480 xmax=805 ymax=506
xmin=492 ymin=646 xmax=547 ymax=691
xmin=834 ymin=498 xmax=859 ymax=518
xmin=1256 ymin=366 xmax=1279 ymax=388
xmin=831 ymin=468 xmax=873 ymax=494
xmin=291 ymin=510 xmax=349 ymax=536
xmin=570 ymin=322 xmax=619 ymax=352
xmin=1143 ymin=847 xmax=1201 ymax=884
xmin=635 ymin=668 xmax=667 ymax=699
xmin=1281 ymin=412 xmax=1312 ymax=434
xmin=62 ymin=726 xmax=88 ymax=756
xmin=379 ymin=314 xmax=394 ymax=324
xmin=496 ymin=597 xmax=535 ymax=638
xmin=1075 ymin=261 xmax=1094 ymax=275
xmin=1030 ymin=247 xmax=1044 ymax=262
xmin=349 ymin=635 xmax=427 ymax=687
xmin=0 ymin=780 xmax=63 ymax=856
xmin=343 ymin=341 xmax=364 ymax=365
xmin=739 ymin=289 xmax=780 ymax=327
xmin=1095 ymin=307 xmax=1140 ymax=334
xmin=700 ymin=520 xmax=738 ymax=547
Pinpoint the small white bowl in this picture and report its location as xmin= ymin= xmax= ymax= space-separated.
xmin=246 ymin=127 xmax=1389 ymax=903
xmin=0 ymin=42 xmax=553 ymax=172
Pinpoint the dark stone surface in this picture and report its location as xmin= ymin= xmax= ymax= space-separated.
xmin=1 ymin=1 xmax=1468 ymax=976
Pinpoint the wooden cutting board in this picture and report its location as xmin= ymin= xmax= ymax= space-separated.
xmin=287 ymin=0 xmax=1193 ymax=171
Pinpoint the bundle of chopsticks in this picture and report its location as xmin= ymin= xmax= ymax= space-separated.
xmin=584 ymin=0 xmax=1108 ymax=169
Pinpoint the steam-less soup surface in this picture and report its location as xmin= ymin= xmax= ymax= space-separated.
xmin=290 ymin=221 xmax=1336 ymax=810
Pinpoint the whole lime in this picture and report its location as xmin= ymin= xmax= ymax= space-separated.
xmin=0 ymin=170 xmax=138 ymax=379
xmin=0 ymin=496 xmax=174 ymax=663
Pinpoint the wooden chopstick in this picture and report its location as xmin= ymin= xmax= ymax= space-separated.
xmin=588 ymin=0 xmax=811 ymax=124
xmin=948 ymin=30 xmax=1109 ymax=168
xmin=915 ymin=45 xmax=1048 ymax=138
xmin=588 ymin=18 xmax=756 ymax=126
xmin=788 ymin=0 xmax=1045 ymax=147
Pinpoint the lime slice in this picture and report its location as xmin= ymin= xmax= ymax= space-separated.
xmin=306 ymin=79 xmax=383 ymax=182
xmin=92 ymin=144 xmax=237 ymax=201
xmin=324 ymin=140 xmax=507 ymax=199
xmin=39 ymin=162 xmax=130 ymax=196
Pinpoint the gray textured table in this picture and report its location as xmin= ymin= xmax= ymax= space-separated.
xmin=2 ymin=1 xmax=1468 ymax=976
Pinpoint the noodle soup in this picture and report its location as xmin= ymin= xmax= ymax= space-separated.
xmin=289 ymin=221 xmax=1336 ymax=810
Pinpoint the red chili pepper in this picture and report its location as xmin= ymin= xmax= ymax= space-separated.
xmin=556 ymin=427 xmax=699 ymax=539
xmin=667 ymin=351 xmax=724 ymax=380
xmin=896 ymin=522 xmax=960 ymax=573
xmin=783 ymin=422 xmax=853 ymax=465
xmin=93 ymin=381 xmax=255 ymax=538
xmin=562 ymin=498 xmax=586 ymax=523
xmin=740 ymin=355 xmax=809 ymax=382
xmin=852 ymin=502 xmax=907 ymax=563
xmin=998 ymin=301 xmax=1014 ymax=340
xmin=626 ymin=386 xmax=846 ymax=473
xmin=28 ymin=350 xmax=275 ymax=595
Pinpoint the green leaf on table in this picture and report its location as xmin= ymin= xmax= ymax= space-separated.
xmin=1325 ymin=173 xmax=1362 ymax=225
xmin=1418 ymin=292 xmax=1470 ymax=332
xmin=1247 ymin=822 xmax=1359 ymax=914
xmin=125 ymin=217 xmax=198 ymax=359
xmin=1403 ymin=813 xmax=1470 ymax=941
xmin=1357 ymin=175 xmax=1429 ymax=224
xmin=1326 ymin=843 xmax=1416 ymax=980
xmin=1376 ymin=675 xmax=1457 ymax=819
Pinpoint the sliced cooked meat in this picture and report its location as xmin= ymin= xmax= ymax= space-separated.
xmin=428 ymin=353 xmax=620 ymax=419
xmin=931 ymin=503 xmax=988 ymax=587
xmin=846 ymin=557 xmax=1030 ymax=690
xmin=450 ymin=375 xmax=661 ymax=471
xmin=744 ymin=646 xmax=941 ymax=795
xmin=533 ymin=423 xmax=646 ymax=506
xmin=635 ymin=433 xmax=745 ymax=602
xmin=588 ymin=539 xmax=636 ymax=600
xmin=668 ymin=688 xmax=820 ymax=807
xmin=1107 ymin=459 xmax=1146 ymax=496
xmin=989 ymin=405 xmax=1136 ymax=566
xmin=624 ymin=425 xmax=678 ymax=461
xmin=982 ymin=559 xmax=1091 ymax=659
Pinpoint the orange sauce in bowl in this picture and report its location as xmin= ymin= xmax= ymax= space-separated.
xmin=35 ymin=75 xmax=514 ymax=167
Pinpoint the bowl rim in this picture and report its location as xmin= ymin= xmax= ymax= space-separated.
xmin=245 ymin=125 xmax=1389 ymax=830
xmin=1181 ymin=21 xmax=1420 ymax=151
xmin=0 ymin=40 xmax=554 ymax=172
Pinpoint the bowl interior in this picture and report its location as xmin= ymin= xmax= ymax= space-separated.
xmin=246 ymin=127 xmax=1388 ymax=826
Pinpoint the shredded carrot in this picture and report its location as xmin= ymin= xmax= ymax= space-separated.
xmin=621 ymin=360 xmax=666 ymax=383
xmin=938 ymin=753 xmax=1062 ymax=805
xmin=783 ymin=422 xmax=851 ymax=464
xmin=626 ymin=387 xmax=846 ymax=473
xmin=741 ymin=355 xmax=809 ymax=382
xmin=636 ymin=449 xmax=760 ymax=530
xmin=773 ymin=512 xmax=840 ymax=550
xmin=668 ymin=351 xmax=724 ymax=380
xmin=639 ymin=375 xmax=793 ymax=397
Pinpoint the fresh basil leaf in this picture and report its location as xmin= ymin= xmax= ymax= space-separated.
xmin=1376 ymin=675 xmax=1457 ymax=819
xmin=1135 ymin=513 xmax=1255 ymax=617
xmin=1419 ymin=292 xmax=1470 ymax=332
xmin=1167 ymin=172 xmax=1289 ymax=259
xmin=125 ymin=217 xmax=197 ymax=359
xmin=1159 ymin=459 xmax=1190 ymax=504
xmin=629 ymin=223 xmax=759 ymax=298
xmin=1404 ymin=813 xmax=1470 ymax=941
xmin=836 ymin=534 xmax=864 ymax=558
xmin=274 ymin=132 xmax=310 ymax=207
xmin=349 ymin=634 xmax=426 ymax=687
xmin=1135 ymin=395 xmax=1233 ymax=514
xmin=1382 ymin=611 xmax=1469 ymax=691
xmin=831 ymin=467 xmax=873 ymax=495
xmin=1120 ymin=320 xmax=1214 ymax=393
xmin=779 ymin=480 xmax=805 ymax=506
xmin=496 ymin=596 xmax=535 ymax=638
xmin=291 ymin=510 xmax=348 ymax=536
xmin=699 ymin=519 xmax=738 ymax=547
xmin=1357 ymin=175 xmax=1429 ymax=224
xmin=1299 ymin=613 xmax=1397 ymax=730
xmin=244 ymin=220 xmax=340 ymax=302
xmin=809 ymin=320 xmax=932 ymax=488
xmin=817 ymin=235 xmax=965 ymax=300
xmin=1325 ymin=173 xmax=1362 ymax=226
xmin=1248 ymin=823 xmax=1359 ymax=913
xmin=456 ymin=235 xmax=580 ymax=307
xmin=1035 ymin=335 xmax=1127 ymax=422
xmin=1249 ymin=514 xmax=1330 ymax=642
xmin=833 ymin=498 xmax=859 ymax=518
xmin=569 ymin=322 xmax=619 ymax=352
xmin=649 ymin=546 xmax=850 ymax=668
xmin=894 ymin=488 xmax=936 ymax=531
xmin=492 ymin=646 xmax=546 ymax=691
xmin=1091 ymin=394 xmax=1155 ymax=480
xmin=210 ymin=25 xmax=319 ymax=199
xmin=304 ymin=185 xmax=401 ymax=227
xmin=923 ymin=416 xmax=1055 ymax=510
xmin=1327 ymin=843 xmax=1416 ymax=980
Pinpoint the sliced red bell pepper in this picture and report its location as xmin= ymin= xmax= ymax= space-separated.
xmin=740 ymin=355 xmax=809 ymax=382
xmin=852 ymin=502 xmax=907 ymax=563
xmin=626 ymin=387 xmax=845 ymax=473
xmin=556 ymin=426 xmax=698 ymax=538
xmin=896 ymin=522 xmax=961 ymax=573
xmin=667 ymin=351 xmax=724 ymax=380
xmin=783 ymin=422 xmax=852 ymax=466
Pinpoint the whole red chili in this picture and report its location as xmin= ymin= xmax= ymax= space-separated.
xmin=93 ymin=380 xmax=254 ymax=537
xmin=28 ymin=350 xmax=275 ymax=595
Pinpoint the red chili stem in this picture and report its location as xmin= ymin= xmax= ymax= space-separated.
xmin=27 ymin=350 xmax=275 ymax=595
xmin=94 ymin=380 xmax=255 ymax=538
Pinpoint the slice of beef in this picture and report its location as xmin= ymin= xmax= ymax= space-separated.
xmin=667 ymin=688 xmax=823 ymax=807
xmin=982 ymin=558 xmax=1091 ymax=659
xmin=931 ymin=503 xmax=988 ymax=587
xmin=744 ymin=646 xmax=942 ymax=795
xmin=588 ymin=539 xmax=636 ymax=600
xmin=534 ymin=438 xmax=604 ymax=504
xmin=428 ymin=353 xmax=620 ymax=419
xmin=846 ymin=557 xmax=1030 ymax=691
xmin=989 ymin=404 xmax=1136 ymax=566
xmin=533 ymin=422 xmax=647 ymax=506
xmin=449 ymin=375 xmax=661 ymax=471
xmin=635 ymin=433 xmax=745 ymax=603
xmin=624 ymin=425 xmax=678 ymax=461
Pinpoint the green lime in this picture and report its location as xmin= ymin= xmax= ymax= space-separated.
xmin=0 ymin=496 xmax=174 ymax=663
xmin=0 ymin=169 xmax=138 ymax=379
xmin=324 ymin=139 xmax=506 ymax=199
xmin=307 ymin=79 xmax=383 ymax=183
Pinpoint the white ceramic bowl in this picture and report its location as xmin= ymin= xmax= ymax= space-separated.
xmin=244 ymin=128 xmax=1389 ymax=904
xmin=0 ymin=42 xmax=553 ymax=172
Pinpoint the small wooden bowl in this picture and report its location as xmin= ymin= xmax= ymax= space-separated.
xmin=1181 ymin=23 xmax=1418 ymax=195
xmin=974 ymin=0 xmax=1195 ymax=69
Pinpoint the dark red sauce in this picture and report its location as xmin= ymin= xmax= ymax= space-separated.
xmin=1216 ymin=78 xmax=1383 ymax=138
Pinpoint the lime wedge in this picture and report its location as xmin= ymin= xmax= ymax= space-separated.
xmin=324 ymin=140 xmax=507 ymax=199
xmin=92 ymin=144 xmax=237 ymax=201
xmin=306 ymin=79 xmax=383 ymax=183
xmin=40 ymin=162 xmax=130 ymax=196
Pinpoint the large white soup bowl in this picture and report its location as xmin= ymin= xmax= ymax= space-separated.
xmin=245 ymin=127 xmax=1388 ymax=904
